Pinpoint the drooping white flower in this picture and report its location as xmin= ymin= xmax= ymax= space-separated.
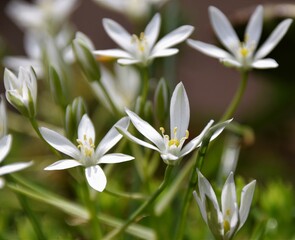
xmin=94 ymin=13 xmax=194 ymax=66
xmin=194 ymin=170 xmax=256 ymax=240
xmin=187 ymin=5 xmax=293 ymax=70
xmin=40 ymin=114 xmax=134 ymax=192
xmin=0 ymin=97 xmax=33 ymax=188
xmin=117 ymin=82 xmax=230 ymax=165
xmin=4 ymin=66 xmax=37 ymax=118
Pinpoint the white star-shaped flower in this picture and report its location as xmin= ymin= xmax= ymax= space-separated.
xmin=187 ymin=5 xmax=292 ymax=70
xmin=40 ymin=114 xmax=134 ymax=192
xmin=94 ymin=13 xmax=194 ymax=66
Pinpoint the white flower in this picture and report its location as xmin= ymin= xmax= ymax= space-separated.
xmin=187 ymin=5 xmax=293 ymax=70
xmin=194 ymin=170 xmax=256 ymax=240
xmin=6 ymin=0 xmax=78 ymax=32
xmin=40 ymin=114 xmax=134 ymax=192
xmin=117 ymin=82 xmax=230 ymax=165
xmin=94 ymin=13 xmax=194 ymax=66
xmin=4 ymin=66 xmax=37 ymax=117
xmin=92 ymin=0 xmax=168 ymax=20
xmin=92 ymin=63 xmax=141 ymax=113
xmin=0 ymin=97 xmax=33 ymax=188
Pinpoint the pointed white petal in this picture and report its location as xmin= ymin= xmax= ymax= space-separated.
xmin=116 ymin=126 xmax=160 ymax=152
xmin=39 ymin=127 xmax=80 ymax=159
xmin=252 ymin=58 xmax=278 ymax=69
xmin=255 ymin=19 xmax=293 ymax=59
xmin=238 ymin=180 xmax=256 ymax=230
xmin=208 ymin=119 xmax=232 ymax=143
xmin=85 ymin=165 xmax=107 ymax=192
xmin=78 ymin=114 xmax=95 ymax=142
xmin=0 ymin=135 xmax=12 ymax=163
xmin=117 ymin=58 xmax=141 ymax=65
xmin=96 ymin=117 xmax=129 ymax=157
xmin=153 ymin=25 xmax=194 ymax=52
xmin=220 ymin=58 xmax=242 ymax=68
xmin=245 ymin=5 xmax=263 ymax=50
xmin=193 ymin=190 xmax=208 ymax=224
xmin=187 ymin=39 xmax=232 ymax=59
xmin=144 ymin=13 xmax=161 ymax=49
xmin=44 ymin=159 xmax=81 ymax=170
xmin=102 ymin=18 xmax=132 ymax=52
xmin=170 ymin=82 xmax=190 ymax=139
xmin=93 ymin=49 xmax=132 ymax=59
xmin=209 ymin=6 xmax=240 ymax=54
xmin=126 ymin=109 xmax=165 ymax=150
xmin=98 ymin=153 xmax=134 ymax=164
xmin=180 ymin=120 xmax=214 ymax=158
xmin=150 ymin=48 xmax=179 ymax=58
xmin=0 ymin=161 xmax=33 ymax=176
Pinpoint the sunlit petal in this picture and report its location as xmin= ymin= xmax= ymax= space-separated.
xmin=0 ymin=161 xmax=33 ymax=175
xmin=98 ymin=153 xmax=134 ymax=164
xmin=85 ymin=165 xmax=107 ymax=192
xmin=44 ymin=159 xmax=81 ymax=170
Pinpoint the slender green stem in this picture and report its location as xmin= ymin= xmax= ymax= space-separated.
xmin=16 ymin=191 xmax=47 ymax=239
xmin=103 ymin=165 xmax=174 ymax=240
xmin=220 ymin=71 xmax=249 ymax=122
xmin=174 ymin=137 xmax=210 ymax=240
xmin=104 ymin=188 xmax=147 ymax=200
xmin=139 ymin=66 xmax=149 ymax=117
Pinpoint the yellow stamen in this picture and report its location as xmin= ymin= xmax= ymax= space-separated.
xmin=224 ymin=220 xmax=230 ymax=233
xmin=240 ymin=47 xmax=248 ymax=57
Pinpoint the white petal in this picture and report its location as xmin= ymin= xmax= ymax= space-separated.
xmin=150 ymin=48 xmax=179 ymax=58
xmin=44 ymin=159 xmax=81 ymax=170
xmin=187 ymin=39 xmax=232 ymax=59
xmin=78 ymin=114 xmax=95 ymax=142
xmin=238 ymin=180 xmax=256 ymax=230
xmin=255 ymin=19 xmax=293 ymax=59
xmin=252 ymin=58 xmax=278 ymax=69
xmin=85 ymin=165 xmax=107 ymax=192
xmin=170 ymin=82 xmax=190 ymax=139
xmin=209 ymin=6 xmax=240 ymax=54
xmin=0 ymin=135 xmax=12 ymax=163
xmin=126 ymin=109 xmax=165 ymax=150
xmin=93 ymin=49 xmax=132 ymax=59
xmin=245 ymin=5 xmax=263 ymax=50
xmin=0 ymin=161 xmax=33 ymax=176
xmin=96 ymin=117 xmax=129 ymax=157
xmin=102 ymin=18 xmax=132 ymax=52
xmin=180 ymin=120 xmax=214 ymax=158
xmin=98 ymin=153 xmax=134 ymax=164
xmin=4 ymin=68 xmax=18 ymax=90
xmin=117 ymin=58 xmax=141 ymax=65
xmin=39 ymin=127 xmax=80 ymax=159
xmin=116 ymin=126 xmax=160 ymax=152
xmin=220 ymin=58 xmax=242 ymax=68
xmin=153 ymin=25 xmax=194 ymax=52
xmin=193 ymin=190 xmax=208 ymax=224
xmin=144 ymin=13 xmax=161 ymax=49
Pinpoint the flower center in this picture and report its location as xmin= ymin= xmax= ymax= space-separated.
xmin=131 ymin=32 xmax=147 ymax=52
xmin=77 ymin=134 xmax=95 ymax=157
xmin=239 ymin=46 xmax=249 ymax=57
xmin=160 ymin=127 xmax=189 ymax=148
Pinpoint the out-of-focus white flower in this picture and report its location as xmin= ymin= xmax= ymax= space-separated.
xmin=40 ymin=114 xmax=134 ymax=192
xmin=194 ymin=170 xmax=256 ymax=240
xmin=0 ymin=97 xmax=33 ymax=188
xmin=6 ymin=0 xmax=78 ymax=32
xmin=187 ymin=5 xmax=293 ymax=70
xmin=92 ymin=0 xmax=168 ymax=20
xmin=4 ymin=67 xmax=37 ymax=118
xmin=117 ymin=82 xmax=230 ymax=165
xmin=92 ymin=64 xmax=141 ymax=113
xmin=94 ymin=13 xmax=194 ymax=66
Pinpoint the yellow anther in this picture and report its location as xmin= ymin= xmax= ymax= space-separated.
xmin=240 ymin=47 xmax=248 ymax=57
xmin=169 ymin=138 xmax=180 ymax=147
xmin=139 ymin=32 xmax=145 ymax=41
xmin=185 ymin=130 xmax=189 ymax=139
xmin=223 ymin=220 xmax=230 ymax=233
xmin=160 ymin=127 xmax=165 ymax=134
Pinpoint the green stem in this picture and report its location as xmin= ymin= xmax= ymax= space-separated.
xmin=220 ymin=71 xmax=249 ymax=122
xmin=139 ymin=66 xmax=149 ymax=117
xmin=16 ymin=192 xmax=47 ymax=240
xmin=103 ymin=165 xmax=174 ymax=240
xmin=174 ymin=137 xmax=210 ymax=240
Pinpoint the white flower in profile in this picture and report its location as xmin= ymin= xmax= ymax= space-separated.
xmin=0 ymin=97 xmax=33 ymax=188
xmin=92 ymin=63 xmax=141 ymax=113
xmin=187 ymin=5 xmax=293 ymax=70
xmin=94 ymin=13 xmax=194 ymax=66
xmin=117 ymin=82 xmax=230 ymax=165
xmin=40 ymin=114 xmax=134 ymax=192
xmin=194 ymin=170 xmax=256 ymax=240
xmin=6 ymin=0 xmax=78 ymax=32
xmin=4 ymin=66 xmax=37 ymax=118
